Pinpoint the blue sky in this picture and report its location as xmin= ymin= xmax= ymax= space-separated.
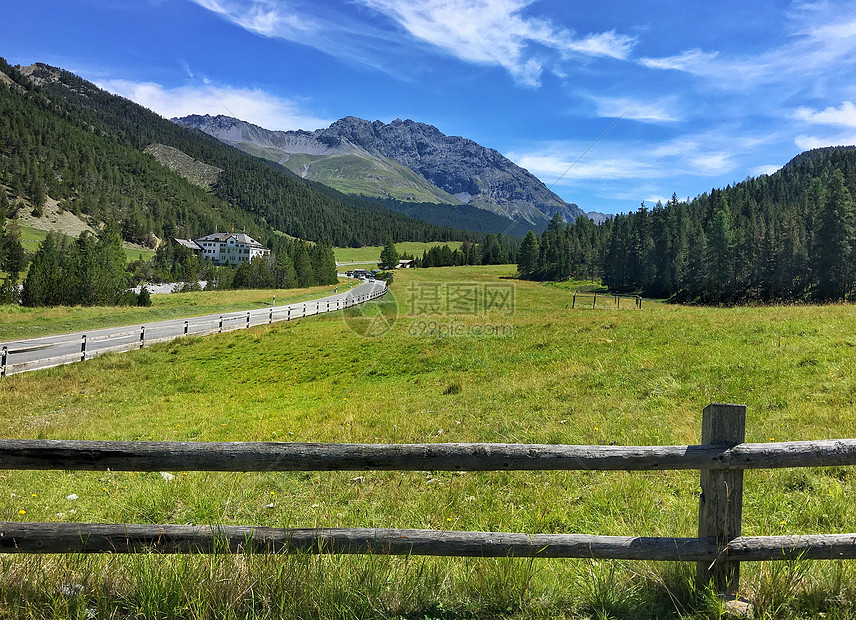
xmin=5 ymin=0 xmax=856 ymax=215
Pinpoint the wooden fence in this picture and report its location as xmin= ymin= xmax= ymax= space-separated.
xmin=0 ymin=283 xmax=387 ymax=377
xmin=571 ymin=291 xmax=642 ymax=309
xmin=2 ymin=403 xmax=856 ymax=597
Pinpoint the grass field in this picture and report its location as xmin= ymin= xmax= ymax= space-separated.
xmin=2 ymin=265 xmax=856 ymax=618
xmin=334 ymin=240 xmax=464 ymax=264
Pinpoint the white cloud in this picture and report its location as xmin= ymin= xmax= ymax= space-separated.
xmin=587 ymin=95 xmax=680 ymax=123
xmin=795 ymin=132 xmax=856 ymax=151
xmin=643 ymin=195 xmax=669 ymax=206
xmin=360 ymin=0 xmax=636 ymax=86
xmin=508 ymin=152 xmax=658 ymax=182
xmin=795 ymin=101 xmax=856 ymax=127
xmin=97 ymin=79 xmax=331 ymax=131
xmin=190 ymin=0 xmax=635 ymax=87
xmin=640 ymin=5 xmax=856 ymax=93
xmin=639 ymin=49 xmax=719 ymax=74
xmin=751 ymin=164 xmax=782 ymax=177
xmin=505 ymin=129 xmax=768 ymax=187
xmin=191 ymin=0 xmax=316 ymax=38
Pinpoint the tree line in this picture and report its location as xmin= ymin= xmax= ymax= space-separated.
xmin=518 ymin=146 xmax=856 ymax=304
xmin=379 ymin=234 xmax=519 ymax=270
xmin=21 ymin=226 xmax=136 ymax=307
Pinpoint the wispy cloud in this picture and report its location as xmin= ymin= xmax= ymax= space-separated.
xmin=192 ymin=0 xmax=317 ymax=38
xmin=97 ymin=79 xmax=332 ymax=130
xmin=639 ymin=49 xmax=719 ymax=74
xmin=359 ymin=0 xmax=636 ymax=86
xmin=190 ymin=0 xmax=636 ymax=87
xmin=506 ymin=129 xmax=772 ymax=187
xmin=586 ymin=95 xmax=681 ymax=123
xmin=640 ymin=3 xmax=856 ymax=93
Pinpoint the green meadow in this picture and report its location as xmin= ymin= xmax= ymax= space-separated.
xmin=2 ymin=265 xmax=856 ymax=618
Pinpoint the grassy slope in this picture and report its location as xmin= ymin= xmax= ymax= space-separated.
xmin=236 ymin=144 xmax=462 ymax=204
xmin=334 ymin=240 xmax=464 ymax=264
xmin=17 ymin=224 xmax=155 ymax=261
xmin=2 ymin=266 xmax=856 ymax=618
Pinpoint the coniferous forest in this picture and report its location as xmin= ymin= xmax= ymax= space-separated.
xmin=519 ymin=146 xmax=856 ymax=304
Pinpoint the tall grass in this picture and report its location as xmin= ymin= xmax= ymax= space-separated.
xmin=2 ymin=265 xmax=856 ymax=618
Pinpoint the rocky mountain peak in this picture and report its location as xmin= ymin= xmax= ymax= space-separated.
xmin=174 ymin=113 xmax=584 ymax=225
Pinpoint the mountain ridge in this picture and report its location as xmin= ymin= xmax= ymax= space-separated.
xmin=174 ymin=113 xmax=585 ymax=225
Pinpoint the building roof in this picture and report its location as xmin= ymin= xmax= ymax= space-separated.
xmin=174 ymin=238 xmax=202 ymax=251
xmin=194 ymin=232 xmax=265 ymax=248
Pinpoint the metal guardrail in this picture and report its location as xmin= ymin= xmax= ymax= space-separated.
xmin=0 ymin=283 xmax=388 ymax=377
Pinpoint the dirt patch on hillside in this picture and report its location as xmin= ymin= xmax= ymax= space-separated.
xmin=15 ymin=197 xmax=96 ymax=237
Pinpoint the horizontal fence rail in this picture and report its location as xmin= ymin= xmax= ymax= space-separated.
xmin=2 ymin=523 xmax=856 ymax=561
xmin=3 ymin=403 xmax=856 ymax=599
xmin=0 ymin=282 xmax=387 ymax=377
xmin=3 ymin=438 xmax=856 ymax=472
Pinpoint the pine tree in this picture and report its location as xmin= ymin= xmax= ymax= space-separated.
xmin=517 ymin=230 xmax=539 ymax=277
xmin=22 ymin=232 xmax=63 ymax=306
xmin=814 ymin=170 xmax=856 ymax=299
xmin=705 ymin=193 xmax=734 ymax=302
xmin=0 ymin=219 xmax=26 ymax=303
xmin=379 ymin=237 xmax=400 ymax=270
xmin=293 ymin=242 xmax=314 ymax=287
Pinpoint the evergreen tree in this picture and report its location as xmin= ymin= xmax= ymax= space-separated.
xmin=22 ymin=232 xmax=63 ymax=306
xmin=379 ymin=237 xmax=400 ymax=270
xmin=0 ymin=219 xmax=26 ymax=303
xmin=705 ymin=193 xmax=734 ymax=302
xmin=814 ymin=170 xmax=856 ymax=299
xmin=293 ymin=242 xmax=315 ymax=288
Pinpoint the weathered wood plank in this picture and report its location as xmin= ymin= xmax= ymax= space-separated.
xmin=697 ymin=403 xmax=745 ymax=595
xmin=0 ymin=522 xmax=715 ymax=558
xmin=2 ymin=522 xmax=854 ymax=561
xmin=2 ymin=439 xmax=856 ymax=472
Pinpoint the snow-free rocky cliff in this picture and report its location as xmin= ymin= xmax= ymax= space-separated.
xmin=174 ymin=114 xmax=584 ymax=225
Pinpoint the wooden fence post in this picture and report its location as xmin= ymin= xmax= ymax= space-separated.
xmin=572 ymin=292 xmax=576 ymax=308
xmin=697 ymin=403 xmax=746 ymax=596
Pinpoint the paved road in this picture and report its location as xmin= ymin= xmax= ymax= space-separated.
xmin=0 ymin=279 xmax=387 ymax=376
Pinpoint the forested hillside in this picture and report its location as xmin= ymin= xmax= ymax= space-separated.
xmin=0 ymin=59 xmax=473 ymax=247
xmin=519 ymin=146 xmax=856 ymax=304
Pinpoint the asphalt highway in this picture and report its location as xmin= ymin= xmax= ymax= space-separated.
xmin=0 ymin=279 xmax=387 ymax=376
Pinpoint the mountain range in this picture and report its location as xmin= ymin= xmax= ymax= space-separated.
xmin=174 ymin=114 xmax=588 ymax=226
xmin=0 ymin=59 xmax=495 ymax=248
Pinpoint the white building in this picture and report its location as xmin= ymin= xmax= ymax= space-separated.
xmin=176 ymin=232 xmax=270 ymax=266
